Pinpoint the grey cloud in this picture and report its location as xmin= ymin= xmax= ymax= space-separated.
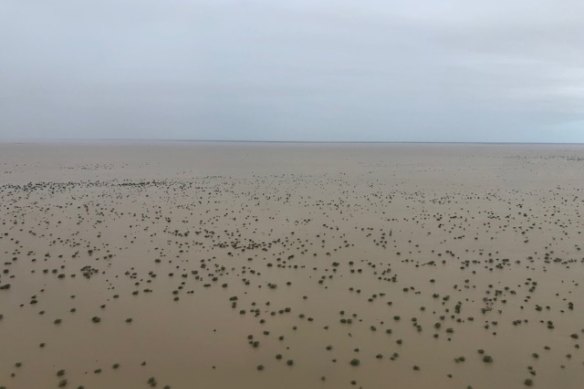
xmin=1 ymin=0 xmax=583 ymax=142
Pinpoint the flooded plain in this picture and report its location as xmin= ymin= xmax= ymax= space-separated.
xmin=1 ymin=142 xmax=584 ymax=388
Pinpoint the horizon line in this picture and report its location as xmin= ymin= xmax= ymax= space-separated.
xmin=2 ymin=138 xmax=584 ymax=146
xmin=0 ymin=138 xmax=584 ymax=145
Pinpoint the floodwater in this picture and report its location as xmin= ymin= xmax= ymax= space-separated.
xmin=1 ymin=142 xmax=584 ymax=388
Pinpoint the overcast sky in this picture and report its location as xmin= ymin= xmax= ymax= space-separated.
xmin=1 ymin=0 xmax=583 ymax=142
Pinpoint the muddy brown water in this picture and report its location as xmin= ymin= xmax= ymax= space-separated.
xmin=1 ymin=142 xmax=584 ymax=388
